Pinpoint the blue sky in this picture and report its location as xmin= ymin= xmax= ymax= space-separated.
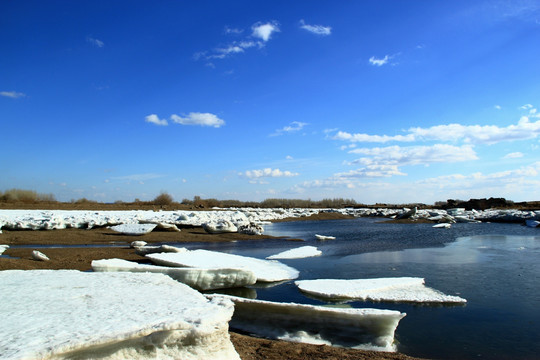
xmin=1 ymin=1 xmax=540 ymax=204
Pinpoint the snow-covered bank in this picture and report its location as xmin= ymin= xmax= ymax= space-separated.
xmin=208 ymin=294 xmax=406 ymax=352
xmin=0 ymin=207 xmax=538 ymax=233
xmin=0 ymin=270 xmax=239 ymax=360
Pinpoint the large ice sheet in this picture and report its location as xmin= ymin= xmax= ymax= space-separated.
xmin=109 ymin=223 xmax=157 ymax=235
xmin=208 ymin=294 xmax=405 ymax=352
xmin=295 ymin=277 xmax=467 ymax=303
xmin=0 ymin=270 xmax=239 ymax=360
xmin=91 ymin=258 xmax=256 ymax=290
xmin=266 ymin=246 xmax=322 ymax=259
xmin=147 ymin=249 xmax=299 ymax=282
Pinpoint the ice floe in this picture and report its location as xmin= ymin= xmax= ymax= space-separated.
xmin=147 ymin=249 xmax=299 ymax=282
xmin=525 ymin=220 xmax=539 ymax=228
xmin=109 ymin=223 xmax=157 ymax=235
xmin=208 ymin=294 xmax=405 ymax=352
xmin=0 ymin=244 xmax=9 ymax=255
xmin=266 ymin=246 xmax=322 ymax=259
xmin=295 ymin=277 xmax=467 ymax=304
xmin=315 ymin=234 xmax=336 ymax=240
xmin=91 ymin=258 xmax=256 ymax=290
xmin=31 ymin=250 xmax=49 ymax=261
xmin=433 ymin=223 xmax=451 ymax=229
xmin=133 ymin=244 xmax=187 ymax=256
xmin=0 ymin=270 xmax=239 ymax=360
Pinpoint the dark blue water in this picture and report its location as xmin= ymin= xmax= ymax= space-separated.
xmin=186 ymin=218 xmax=540 ymax=360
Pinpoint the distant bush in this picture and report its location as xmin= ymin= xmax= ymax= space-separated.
xmin=0 ymin=188 xmax=56 ymax=203
xmin=152 ymin=192 xmax=174 ymax=206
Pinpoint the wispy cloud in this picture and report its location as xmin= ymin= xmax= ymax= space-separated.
xmin=271 ymin=121 xmax=308 ymax=136
xmin=503 ymin=151 xmax=524 ymax=159
xmin=145 ymin=112 xmax=225 ymax=128
xmin=111 ymin=173 xmax=165 ymax=182
xmin=86 ymin=36 xmax=104 ymax=48
xmin=252 ymin=21 xmax=280 ymax=41
xmin=171 ymin=112 xmax=225 ymax=128
xmin=195 ymin=21 xmax=279 ymax=63
xmin=1 ymin=91 xmax=26 ymax=98
xmin=369 ymin=55 xmax=390 ymax=66
xmin=145 ymin=114 xmax=168 ymax=126
xmin=240 ymin=168 xmax=299 ymax=179
xmin=299 ymin=20 xmax=332 ymax=35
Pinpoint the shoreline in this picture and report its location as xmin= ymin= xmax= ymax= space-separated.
xmin=0 ymin=211 xmax=426 ymax=360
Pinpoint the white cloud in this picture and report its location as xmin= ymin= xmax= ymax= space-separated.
xmin=299 ymin=20 xmax=332 ymax=35
xmin=333 ymin=130 xmax=415 ymax=143
xmin=336 ymin=164 xmax=406 ymax=178
xmin=170 ymin=112 xmax=225 ymax=128
xmin=495 ymin=105 xmax=502 ymax=110
xmin=252 ymin=21 xmax=280 ymax=41
xmin=241 ymin=168 xmax=299 ymax=179
xmin=224 ymin=26 xmax=243 ymax=34
xmin=349 ymin=144 xmax=478 ymax=166
xmin=86 ymin=36 xmax=104 ymax=48
xmin=332 ymin=113 xmax=540 ymax=145
xmin=145 ymin=114 xmax=168 ymax=126
xmin=271 ymin=121 xmax=308 ymax=136
xmin=369 ymin=55 xmax=390 ymax=66
xmin=1 ymin=91 xmax=26 ymax=98
xmin=503 ymin=151 xmax=524 ymax=159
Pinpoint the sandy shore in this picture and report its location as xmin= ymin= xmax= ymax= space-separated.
xmin=0 ymin=212 xmax=426 ymax=360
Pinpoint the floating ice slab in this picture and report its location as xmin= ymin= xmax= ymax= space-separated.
xmin=134 ymin=244 xmax=187 ymax=255
xmin=109 ymin=223 xmax=157 ymax=235
xmin=266 ymin=246 xmax=322 ymax=259
xmin=147 ymin=249 xmax=299 ymax=282
xmin=208 ymin=294 xmax=405 ymax=352
xmin=433 ymin=223 xmax=451 ymax=229
xmin=525 ymin=220 xmax=539 ymax=228
xmin=315 ymin=234 xmax=336 ymax=240
xmin=0 ymin=270 xmax=239 ymax=360
xmin=92 ymin=258 xmax=257 ymax=290
xmin=0 ymin=245 xmax=9 ymax=255
xmin=296 ymin=277 xmax=467 ymax=304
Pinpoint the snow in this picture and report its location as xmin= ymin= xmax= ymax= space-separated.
xmin=147 ymin=249 xmax=299 ymax=282
xmin=266 ymin=246 xmax=322 ymax=259
xmin=0 ymin=270 xmax=239 ymax=360
xmin=208 ymin=294 xmax=405 ymax=352
xmin=109 ymin=223 xmax=157 ymax=235
xmin=91 ymin=258 xmax=257 ymax=290
xmin=0 ymin=244 xmax=9 ymax=255
xmin=202 ymin=220 xmax=238 ymax=234
xmin=295 ymin=277 xmax=467 ymax=303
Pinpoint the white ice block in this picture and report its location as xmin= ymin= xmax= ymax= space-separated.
xmin=0 ymin=270 xmax=239 ymax=360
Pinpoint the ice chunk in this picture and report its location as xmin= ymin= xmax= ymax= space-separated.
xmin=109 ymin=223 xmax=157 ymax=235
xmin=208 ymin=294 xmax=405 ymax=352
xmin=0 ymin=270 xmax=239 ymax=360
xmin=0 ymin=244 xmax=9 ymax=255
xmin=295 ymin=277 xmax=467 ymax=303
xmin=92 ymin=258 xmax=256 ymax=290
xmin=266 ymin=246 xmax=322 ymax=259
xmin=134 ymin=244 xmax=187 ymax=255
xmin=147 ymin=249 xmax=299 ymax=282
xmin=315 ymin=234 xmax=336 ymax=240
xmin=202 ymin=220 xmax=238 ymax=234
xmin=31 ymin=250 xmax=49 ymax=261
xmin=525 ymin=220 xmax=539 ymax=228
xmin=433 ymin=223 xmax=451 ymax=229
